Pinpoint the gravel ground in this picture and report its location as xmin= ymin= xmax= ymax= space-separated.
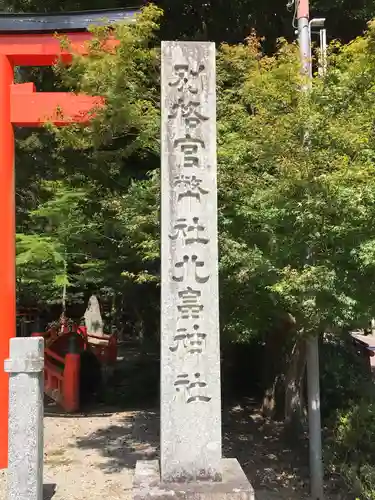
xmin=0 ymin=402 xmax=158 ymax=500
xmin=0 ymin=398 xmax=346 ymax=500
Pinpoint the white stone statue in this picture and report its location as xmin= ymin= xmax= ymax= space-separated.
xmin=84 ymin=295 xmax=104 ymax=336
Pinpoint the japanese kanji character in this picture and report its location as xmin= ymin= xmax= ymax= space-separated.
xmin=168 ymin=98 xmax=209 ymax=129
xmin=169 ymin=63 xmax=205 ymax=94
xmin=177 ymin=287 xmax=203 ymax=320
xmin=169 ymin=324 xmax=207 ymax=353
xmin=169 ymin=217 xmax=209 ymax=245
xmin=172 ymin=255 xmax=209 ymax=283
xmin=173 ymin=175 xmax=209 ymax=202
xmin=174 ymin=134 xmax=205 ymax=168
xmin=174 ymin=372 xmax=211 ymax=403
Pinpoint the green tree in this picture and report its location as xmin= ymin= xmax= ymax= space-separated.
xmin=11 ymin=2 xmax=375 ymax=426
xmin=45 ymin=5 xmax=375 ymax=417
xmin=14 ymin=6 xmax=162 ymax=333
xmin=2 ymin=0 xmax=375 ymax=47
xmin=215 ymin=27 xmax=375 ymax=419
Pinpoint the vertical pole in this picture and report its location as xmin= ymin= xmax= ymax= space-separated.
xmin=63 ymin=352 xmax=80 ymax=412
xmin=4 ymin=337 xmax=44 ymax=500
xmin=306 ymin=337 xmax=324 ymax=500
xmin=297 ymin=2 xmax=324 ymax=499
xmin=298 ymin=0 xmax=310 ymax=81
xmin=0 ymin=53 xmax=15 ymax=469
xmin=319 ymin=29 xmax=327 ymax=77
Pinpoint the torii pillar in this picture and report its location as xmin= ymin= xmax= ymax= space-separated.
xmin=0 ymin=8 xmax=138 ymax=469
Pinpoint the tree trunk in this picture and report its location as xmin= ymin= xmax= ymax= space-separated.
xmin=261 ymin=313 xmax=296 ymax=420
xmin=261 ymin=374 xmax=285 ymax=420
xmin=284 ymin=337 xmax=307 ymax=438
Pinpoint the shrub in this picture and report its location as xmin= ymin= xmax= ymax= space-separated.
xmin=320 ymin=334 xmax=372 ymax=419
xmin=328 ymin=400 xmax=375 ymax=499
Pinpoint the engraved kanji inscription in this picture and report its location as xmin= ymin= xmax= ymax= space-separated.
xmin=174 ymin=372 xmax=211 ymax=403
xmin=174 ymin=134 xmax=205 ymax=169
xmin=173 ymin=175 xmax=209 ymax=202
xmin=169 ymin=217 xmax=209 ymax=245
xmin=169 ymin=63 xmax=205 ymax=95
xmin=169 ymin=324 xmax=207 ymax=354
xmin=161 ymin=41 xmax=221 ymax=478
xmin=168 ymin=98 xmax=209 ymax=129
xmin=172 ymin=255 xmax=210 ymax=283
xmin=177 ymin=286 xmax=203 ymax=319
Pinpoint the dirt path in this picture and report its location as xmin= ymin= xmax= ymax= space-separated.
xmin=0 ymin=398 xmax=345 ymax=500
xmin=0 ymin=402 xmax=158 ymax=500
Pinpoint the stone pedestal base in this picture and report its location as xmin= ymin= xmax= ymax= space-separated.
xmin=132 ymin=459 xmax=255 ymax=500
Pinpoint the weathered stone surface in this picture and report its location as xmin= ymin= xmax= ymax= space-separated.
xmin=160 ymin=40 xmax=221 ymax=482
xmin=5 ymin=336 xmax=44 ymax=500
xmin=84 ymin=295 xmax=104 ymax=336
xmin=133 ymin=459 xmax=255 ymax=500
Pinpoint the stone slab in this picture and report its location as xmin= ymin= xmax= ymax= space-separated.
xmin=84 ymin=295 xmax=104 ymax=336
xmin=133 ymin=459 xmax=255 ymax=500
xmin=161 ymin=39 xmax=221 ymax=483
xmin=5 ymin=336 xmax=44 ymax=500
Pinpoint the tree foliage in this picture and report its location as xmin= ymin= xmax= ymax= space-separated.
xmin=3 ymin=0 xmax=375 ymax=48
xmin=14 ymin=4 xmax=375 ymax=344
xmin=8 ymin=2 xmax=375 ymax=494
xmin=15 ymin=6 xmax=162 ymax=326
xmin=215 ymin=23 xmax=375 ymax=340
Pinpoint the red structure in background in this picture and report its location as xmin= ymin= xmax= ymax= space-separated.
xmin=0 ymin=31 xmax=102 ymax=469
xmin=0 ymin=8 xmax=138 ymax=468
xmin=31 ymin=319 xmax=117 ymax=414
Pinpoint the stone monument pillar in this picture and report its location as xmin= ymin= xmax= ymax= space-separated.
xmin=160 ymin=40 xmax=221 ymax=483
xmin=133 ymin=41 xmax=254 ymax=500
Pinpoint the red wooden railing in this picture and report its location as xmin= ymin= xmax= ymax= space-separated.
xmin=32 ymin=321 xmax=117 ymax=412
xmin=44 ymin=346 xmax=80 ymax=412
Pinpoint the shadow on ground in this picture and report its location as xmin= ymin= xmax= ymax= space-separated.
xmin=73 ymin=409 xmax=159 ymax=473
xmin=44 ymin=341 xmax=346 ymax=499
xmin=43 ymin=483 xmax=57 ymax=499
xmin=72 ymin=399 xmax=315 ymax=498
xmin=223 ymin=400 xmax=310 ymax=498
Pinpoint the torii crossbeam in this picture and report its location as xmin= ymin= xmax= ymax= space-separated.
xmin=0 ymin=8 xmax=139 ymax=468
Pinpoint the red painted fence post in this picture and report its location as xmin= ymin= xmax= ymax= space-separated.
xmin=63 ymin=353 xmax=80 ymax=412
xmin=0 ymin=53 xmax=15 ymax=469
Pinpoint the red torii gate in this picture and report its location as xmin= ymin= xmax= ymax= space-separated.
xmin=0 ymin=8 xmax=138 ymax=468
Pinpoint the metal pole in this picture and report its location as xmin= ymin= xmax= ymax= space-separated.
xmin=297 ymin=1 xmax=324 ymax=499
xmin=319 ymin=28 xmax=327 ymax=77
xmin=298 ymin=0 xmax=310 ymax=81
xmin=306 ymin=336 xmax=324 ymax=500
